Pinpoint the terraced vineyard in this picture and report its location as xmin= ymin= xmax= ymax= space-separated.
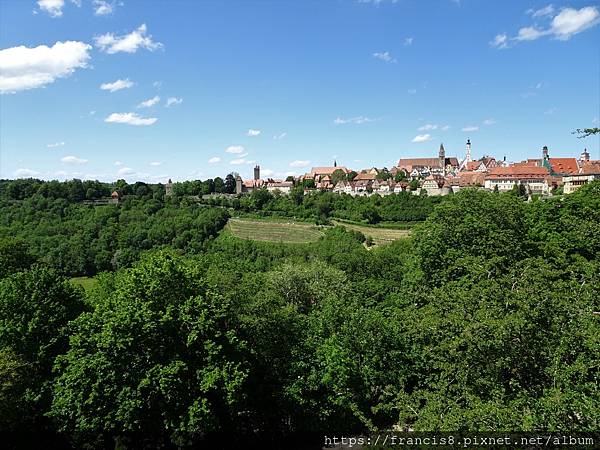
xmin=331 ymin=220 xmax=411 ymax=245
xmin=227 ymin=217 xmax=324 ymax=243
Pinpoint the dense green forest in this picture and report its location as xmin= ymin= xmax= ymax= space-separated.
xmin=1 ymin=179 xmax=599 ymax=449
xmin=0 ymin=179 xmax=440 ymax=276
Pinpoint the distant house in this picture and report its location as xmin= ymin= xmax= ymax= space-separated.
xmin=421 ymin=175 xmax=450 ymax=196
xmin=484 ymin=166 xmax=550 ymax=195
xmin=397 ymin=144 xmax=459 ymax=177
xmin=563 ymin=162 xmax=600 ymax=194
xmin=463 ymin=157 xmax=497 ymax=173
xmin=266 ymin=180 xmax=294 ymax=194
xmin=333 ymin=180 xmax=354 ymax=195
xmin=354 ymin=171 xmax=377 ymax=181
xmin=110 ymin=190 xmax=120 ymax=204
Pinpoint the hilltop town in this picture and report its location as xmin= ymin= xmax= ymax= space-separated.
xmin=230 ymin=140 xmax=600 ymax=198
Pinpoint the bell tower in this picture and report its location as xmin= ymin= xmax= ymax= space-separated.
xmin=465 ymin=139 xmax=472 ymax=163
xmin=439 ymin=143 xmax=446 ymax=176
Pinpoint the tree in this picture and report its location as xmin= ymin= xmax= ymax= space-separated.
xmin=395 ymin=171 xmax=407 ymax=182
xmin=224 ymin=173 xmax=236 ymax=194
xmin=573 ymin=127 xmax=600 ymax=138
xmin=0 ymin=266 xmax=85 ymax=430
xmin=214 ymin=177 xmax=225 ymax=193
xmin=331 ymin=169 xmax=347 ymax=185
xmin=0 ymin=238 xmax=35 ymax=279
xmin=51 ymin=252 xmax=248 ymax=448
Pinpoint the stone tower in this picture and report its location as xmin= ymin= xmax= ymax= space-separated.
xmin=165 ymin=178 xmax=173 ymax=197
xmin=439 ymin=143 xmax=446 ymax=176
xmin=254 ymin=165 xmax=260 ymax=180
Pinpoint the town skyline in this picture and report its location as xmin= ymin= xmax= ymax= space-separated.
xmin=1 ymin=1 xmax=599 ymax=182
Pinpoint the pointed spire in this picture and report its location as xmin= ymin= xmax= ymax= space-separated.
xmin=334 ymin=159 xmax=337 ymax=167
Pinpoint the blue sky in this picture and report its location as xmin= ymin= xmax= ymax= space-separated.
xmin=1 ymin=0 xmax=599 ymax=182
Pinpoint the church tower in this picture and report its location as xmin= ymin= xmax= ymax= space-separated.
xmin=580 ymin=148 xmax=590 ymax=162
xmin=465 ymin=139 xmax=472 ymax=163
xmin=542 ymin=145 xmax=549 ymax=162
xmin=439 ymin=143 xmax=446 ymax=176
xmin=254 ymin=165 xmax=260 ymax=180
xmin=334 ymin=159 xmax=337 ymax=168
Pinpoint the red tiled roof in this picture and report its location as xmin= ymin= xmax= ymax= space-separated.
xmin=458 ymin=172 xmax=485 ymax=186
xmin=513 ymin=159 xmax=542 ymax=167
xmin=549 ymin=158 xmax=579 ymax=175
xmin=397 ymin=157 xmax=441 ymax=168
xmin=354 ymin=172 xmax=377 ymax=181
xmin=581 ymin=162 xmax=600 ymax=175
xmin=310 ymin=166 xmax=349 ymax=175
xmin=486 ymin=166 xmax=549 ymax=180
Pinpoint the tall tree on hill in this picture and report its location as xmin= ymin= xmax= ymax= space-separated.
xmin=224 ymin=173 xmax=237 ymax=194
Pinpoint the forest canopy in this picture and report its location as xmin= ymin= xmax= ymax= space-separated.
xmin=0 ymin=179 xmax=599 ymax=449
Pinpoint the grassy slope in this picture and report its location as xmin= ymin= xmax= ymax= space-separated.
xmin=227 ymin=217 xmax=324 ymax=243
xmin=331 ymin=220 xmax=411 ymax=245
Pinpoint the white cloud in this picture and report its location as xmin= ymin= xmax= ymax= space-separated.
xmin=149 ymin=161 xmax=163 ymax=166
xmin=47 ymin=141 xmax=65 ymax=148
xmin=411 ymin=134 xmax=432 ymax=143
xmin=490 ymin=33 xmax=509 ymax=49
xmin=165 ymin=96 xmax=183 ymax=107
xmin=208 ymin=157 xmax=221 ymax=164
xmin=0 ymin=41 xmax=91 ymax=94
xmin=462 ymin=126 xmax=479 ymax=132
xmin=404 ymin=37 xmax=413 ymax=46
xmin=441 ymin=125 xmax=451 ymax=131
xmin=246 ymin=128 xmax=261 ymax=136
xmin=544 ymin=107 xmax=558 ymax=115
xmin=527 ymin=4 xmax=555 ymax=18
xmin=262 ymin=169 xmax=274 ymax=177
xmin=15 ymin=168 xmax=40 ymax=178
xmin=117 ymin=166 xmax=135 ymax=176
xmin=592 ymin=117 xmax=599 ymax=124
xmin=37 ymin=0 xmax=64 ymax=17
xmin=498 ymin=6 xmax=599 ymax=47
xmin=418 ymin=124 xmax=438 ymax=131
xmin=483 ymin=118 xmax=497 ymax=125
xmin=273 ymin=132 xmax=287 ymax=140
xmin=514 ymin=26 xmax=547 ymax=41
xmin=289 ymin=160 xmax=310 ymax=168
xmin=61 ymin=155 xmax=88 ymax=164
xmin=105 ymin=112 xmax=157 ymax=126
xmin=100 ymin=78 xmax=134 ymax=92
xmin=334 ymin=116 xmax=376 ymax=125
xmin=94 ymin=24 xmax=163 ymax=54
xmin=285 ymin=171 xmax=296 ymax=177
xmin=407 ymin=88 xmax=417 ymax=94
xmin=226 ymin=145 xmax=245 ymax=154
xmin=550 ymin=6 xmax=600 ymax=40
xmin=114 ymin=160 xmax=124 ymax=166
xmin=373 ymin=51 xmax=396 ymax=63
xmin=137 ymin=95 xmax=160 ymax=108
xmin=93 ymin=0 xmax=113 ymax=15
